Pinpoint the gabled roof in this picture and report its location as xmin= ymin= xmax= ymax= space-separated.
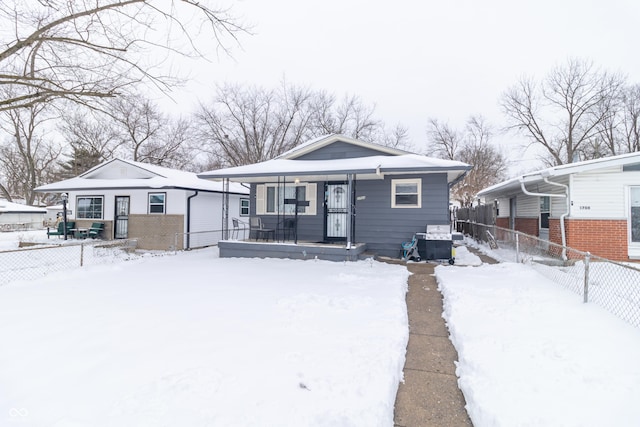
xmin=0 ymin=200 xmax=47 ymax=214
xmin=478 ymin=151 xmax=640 ymax=197
xmin=199 ymin=135 xmax=471 ymax=183
xmin=35 ymin=158 xmax=248 ymax=194
xmin=276 ymin=134 xmax=410 ymax=159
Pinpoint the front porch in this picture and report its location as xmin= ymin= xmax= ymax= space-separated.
xmin=218 ymin=239 xmax=368 ymax=262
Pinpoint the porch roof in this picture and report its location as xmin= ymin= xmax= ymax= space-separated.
xmin=198 ymin=154 xmax=471 ymax=183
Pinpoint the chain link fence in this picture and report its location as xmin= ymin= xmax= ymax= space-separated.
xmin=0 ymin=239 xmax=139 ymax=286
xmin=0 ymin=229 xmax=226 ymax=286
xmin=458 ymin=221 xmax=640 ymax=328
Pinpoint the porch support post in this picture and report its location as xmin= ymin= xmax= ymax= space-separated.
xmin=223 ymin=178 xmax=229 ymax=240
xmin=346 ymin=173 xmax=355 ymax=249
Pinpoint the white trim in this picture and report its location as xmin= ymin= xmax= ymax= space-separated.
xmin=148 ymin=192 xmax=166 ymax=215
xmin=76 ymin=195 xmax=104 ymax=219
xmin=255 ymin=183 xmax=317 ymax=215
xmin=391 ymin=178 xmax=422 ymax=208
xmin=628 ymin=186 xmax=640 ymax=255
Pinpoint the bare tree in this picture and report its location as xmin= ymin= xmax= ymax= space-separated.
xmin=0 ymin=0 xmax=244 ymax=112
xmin=59 ymin=110 xmax=122 ymax=161
xmin=425 ymin=118 xmax=461 ymax=160
xmin=426 ymin=115 xmax=508 ymax=207
xmin=0 ymin=102 xmax=62 ymax=204
xmin=196 ymin=83 xmax=314 ymax=166
xmin=620 ymin=84 xmax=640 ymax=153
xmin=141 ymin=117 xmax=200 ymax=170
xmin=501 ymin=58 xmax=626 ymax=165
xmin=109 ymin=95 xmax=163 ymax=162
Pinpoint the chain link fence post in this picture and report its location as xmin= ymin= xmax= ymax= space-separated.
xmin=80 ymin=242 xmax=84 ymax=267
xmin=515 ymin=233 xmax=519 ymax=263
xmin=583 ymin=252 xmax=590 ymax=303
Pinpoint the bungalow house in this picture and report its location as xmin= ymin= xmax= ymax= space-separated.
xmin=0 ymin=200 xmax=46 ymax=231
xmin=476 ymin=152 xmax=640 ymax=261
xmin=35 ymin=158 xmax=249 ymax=250
xmin=198 ymin=134 xmax=471 ymax=260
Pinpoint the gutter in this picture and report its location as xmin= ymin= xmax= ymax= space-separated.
xmin=186 ymin=190 xmax=199 ymax=250
xmin=518 ymin=175 xmax=569 ymax=260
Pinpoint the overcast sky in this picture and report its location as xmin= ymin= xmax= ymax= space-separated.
xmin=162 ymin=0 xmax=640 ymax=175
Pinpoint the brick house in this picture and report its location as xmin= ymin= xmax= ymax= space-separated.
xmin=35 ymin=159 xmax=249 ymax=250
xmin=477 ymin=152 xmax=640 ymax=261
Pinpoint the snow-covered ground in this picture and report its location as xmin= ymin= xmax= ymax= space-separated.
xmin=438 ymin=246 xmax=640 ymax=427
xmin=2 ymin=231 xmax=640 ymax=426
xmin=0 ymin=243 xmax=409 ymax=427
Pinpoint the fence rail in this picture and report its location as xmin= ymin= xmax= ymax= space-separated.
xmin=458 ymin=221 xmax=640 ymax=328
xmin=0 ymin=229 xmax=225 ymax=286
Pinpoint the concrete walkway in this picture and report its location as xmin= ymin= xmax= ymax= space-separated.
xmin=393 ymin=249 xmax=498 ymax=427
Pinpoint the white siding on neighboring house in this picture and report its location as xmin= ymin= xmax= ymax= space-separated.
xmin=496 ymin=197 xmax=510 ymax=218
xmin=188 ymin=192 xmax=244 ymax=246
xmin=516 ymin=194 xmax=539 ymax=217
xmin=570 ymin=167 xmax=633 ymax=219
xmin=550 ymin=195 xmax=568 ymax=218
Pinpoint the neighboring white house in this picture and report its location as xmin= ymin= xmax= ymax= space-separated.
xmin=477 ymin=151 xmax=640 ymax=261
xmin=35 ymin=159 xmax=249 ymax=250
xmin=0 ymin=200 xmax=46 ymax=231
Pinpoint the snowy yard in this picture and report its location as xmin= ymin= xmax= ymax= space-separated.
xmin=0 ymin=243 xmax=409 ymax=426
xmin=2 ymin=232 xmax=640 ymax=426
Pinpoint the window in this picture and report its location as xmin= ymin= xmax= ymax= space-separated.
xmin=392 ymin=179 xmax=421 ymax=208
xmin=631 ymin=187 xmax=640 ymax=243
xmin=148 ymin=193 xmax=166 ymax=214
xmin=256 ymin=183 xmax=316 ymax=215
xmin=540 ymin=196 xmax=550 ymax=229
xmin=76 ymin=196 xmax=104 ymax=219
xmin=240 ymin=198 xmax=250 ymax=216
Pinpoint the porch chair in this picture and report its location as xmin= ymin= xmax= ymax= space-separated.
xmin=88 ymin=222 xmax=105 ymax=239
xmin=47 ymin=221 xmax=76 ymax=238
xmin=231 ymin=218 xmax=247 ymax=240
xmin=249 ymin=217 xmax=275 ymax=241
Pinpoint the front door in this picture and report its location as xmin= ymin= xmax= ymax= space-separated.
xmin=325 ymin=183 xmax=348 ymax=241
xmin=114 ymin=196 xmax=130 ymax=239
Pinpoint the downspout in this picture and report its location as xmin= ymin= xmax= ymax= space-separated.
xmin=186 ymin=190 xmax=199 ymax=250
xmin=518 ymin=176 xmax=569 ymax=260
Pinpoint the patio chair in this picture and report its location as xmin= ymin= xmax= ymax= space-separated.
xmin=231 ymin=218 xmax=247 ymax=240
xmin=249 ymin=217 xmax=275 ymax=241
xmin=47 ymin=221 xmax=76 ymax=239
xmin=88 ymin=222 xmax=104 ymax=239
xmin=47 ymin=221 xmax=66 ymax=238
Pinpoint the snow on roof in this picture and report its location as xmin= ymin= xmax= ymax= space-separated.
xmin=0 ymin=200 xmax=47 ymax=213
xmin=478 ymin=151 xmax=640 ymax=197
xmin=199 ymin=153 xmax=471 ymax=183
xmin=35 ymin=158 xmax=248 ymax=194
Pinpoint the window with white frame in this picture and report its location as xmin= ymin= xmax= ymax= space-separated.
xmin=77 ymin=196 xmax=104 ymax=219
xmin=631 ymin=187 xmax=640 ymax=243
xmin=256 ymin=183 xmax=316 ymax=215
xmin=240 ymin=198 xmax=250 ymax=216
xmin=148 ymin=192 xmax=166 ymax=214
xmin=540 ymin=196 xmax=550 ymax=229
xmin=392 ymin=178 xmax=421 ymax=208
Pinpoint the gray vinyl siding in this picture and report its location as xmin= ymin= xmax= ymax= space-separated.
xmin=355 ymin=174 xmax=450 ymax=257
xmin=250 ymin=173 xmax=451 ymax=258
xmin=295 ymin=141 xmax=393 ymax=160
